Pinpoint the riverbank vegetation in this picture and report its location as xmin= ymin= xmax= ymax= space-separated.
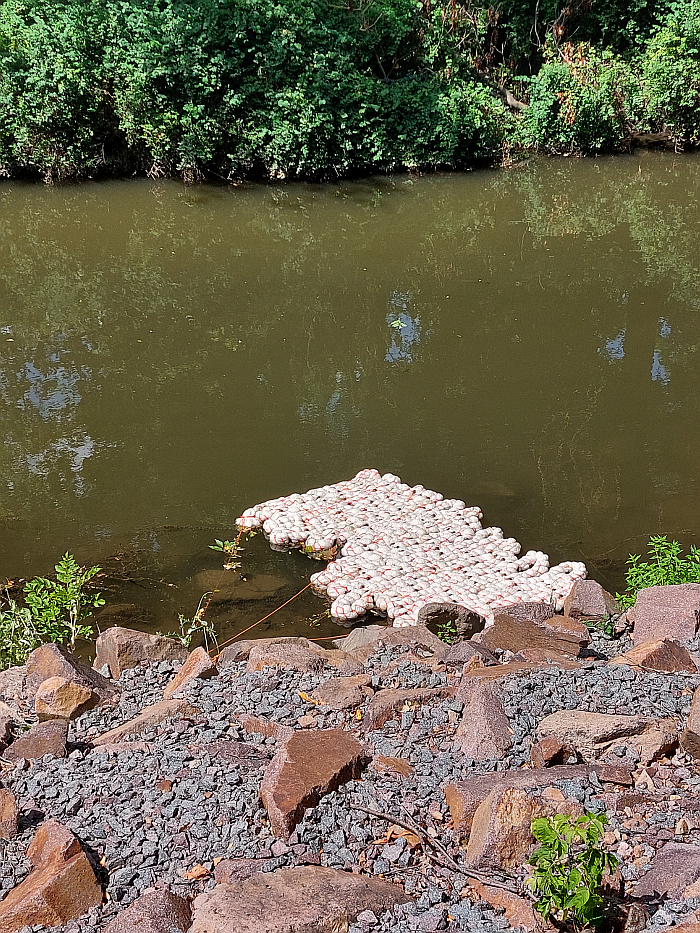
xmin=0 ymin=0 xmax=699 ymax=182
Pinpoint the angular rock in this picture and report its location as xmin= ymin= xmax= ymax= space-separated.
xmin=466 ymin=786 xmax=583 ymax=869
xmin=310 ymin=674 xmax=373 ymax=711
xmin=238 ymin=713 xmax=294 ymax=745
xmin=500 ymin=601 xmax=557 ymax=624
xmin=4 ymin=719 xmax=68 ymax=762
xmin=0 ymin=704 xmax=14 ymax=751
xmin=362 ymin=686 xmax=453 ymax=732
xmin=531 ymin=735 xmax=567 ymax=769
xmin=163 ymin=647 xmax=217 ymax=699
xmin=479 ymin=612 xmax=590 ymax=657
xmin=214 ymin=858 xmax=262 ymax=884
xmin=260 ymin=730 xmax=369 ymax=838
xmin=632 ymin=842 xmax=700 ymax=900
xmin=455 ymin=682 xmax=511 ymax=762
xmin=26 ymin=643 xmax=118 ymax=706
xmin=372 ymin=755 xmax=414 ymax=777
xmin=103 ymin=883 xmax=191 ymax=933
xmin=445 ymin=763 xmax=632 ymax=836
xmin=467 ymin=880 xmax=537 ymax=932
xmin=189 ymin=865 xmax=412 ymax=933
xmin=611 ymin=639 xmax=697 ymax=673
xmin=247 ymin=642 xmax=325 ymax=674
xmin=218 ymin=636 xmax=316 ymax=666
xmin=442 ymin=640 xmax=498 ymax=668
xmin=193 ymin=740 xmax=271 ymax=773
xmin=0 ymin=787 xmax=19 ymax=839
xmin=633 ymin=583 xmax=700 ymax=644
xmin=93 ymin=626 xmax=189 ymax=679
xmin=537 ymin=710 xmax=678 ymax=765
xmin=514 ymin=646 xmax=575 ymax=663
xmin=417 ymin=603 xmax=486 ymax=641
xmin=564 ymin=580 xmax=620 ymax=620
xmin=318 ymin=648 xmax=363 ymax=675
xmin=34 ymin=676 xmax=95 ymax=721
xmin=0 ymin=819 xmax=101 ymax=932
xmin=681 ymin=686 xmax=700 ymax=759
xmin=92 ymin=698 xmax=199 ymax=746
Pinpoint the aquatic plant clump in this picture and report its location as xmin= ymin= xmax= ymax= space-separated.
xmin=237 ymin=469 xmax=586 ymax=627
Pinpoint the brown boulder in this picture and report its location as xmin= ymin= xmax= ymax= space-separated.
xmin=163 ymin=647 xmax=217 ymax=699
xmin=35 ymin=676 xmax=95 ymax=721
xmin=373 ymin=755 xmax=414 ymax=777
xmin=681 ymin=686 xmax=700 ymax=759
xmin=537 ymin=710 xmax=678 ymax=765
xmin=442 ymin=640 xmax=498 ymax=668
xmin=563 ymin=580 xmax=620 ymax=620
xmin=214 ymin=858 xmax=262 ymax=884
xmin=92 ymin=698 xmax=199 ymax=746
xmin=632 ymin=842 xmax=700 ymax=900
xmin=93 ymin=626 xmax=189 ymax=679
xmin=4 ymin=719 xmax=68 ymax=762
xmin=531 ymin=735 xmax=568 ymax=768
xmin=632 ymin=584 xmax=700 ymax=644
xmin=260 ymin=730 xmax=369 ymax=838
xmin=103 ymin=883 xmax=191 ymax=933
xmin=247 ymin=642 xmax=325 ymax=674
xmin=500 ymin=601 xmax=557 ymax=624
xmin=611 ymin=639 xmax=697 ymax=673
xmin=0 ymin=787 xmax=19 ymax=839
xmin=310 ymin=674 xmax=373 ymax=711
xmin=0 ymin=819 xmax=101 ymax=932
xmin=0 ymin=704 xmax=14 ymax=751
xmin=238 ymin=714 xmax=294 ymax=745
xmin=218 ymin=636 xmax=315 ymax=666
xmin=445 ymin=763 xmax=632 ymax=837
xmin=479 ymin=612 xmax=590 ymax=657
xmin=189 ymin=865 xmax=412 ymax=933
xmin=417 ymin=603 xmax=486 ymax=641
xmin=466 ymin=785 xmax=583 ymax=869
xmin=467 ymin=880 xmax=538 ymax=932
xmin=26 ymin=643 xmax=118 ymax=707
xmin=362 ymin=686 xmax=453 ymax=732
xmin=455 ymin=682 xmax=511 ymax=762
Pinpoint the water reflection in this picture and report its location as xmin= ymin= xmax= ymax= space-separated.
xmin=0 ymin=154 xmax=699 ymax=596
xmin=386 ymin=290 xmax=421 ymax=363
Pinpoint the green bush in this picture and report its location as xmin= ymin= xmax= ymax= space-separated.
xmin=519 ymin=44 xmax=642 ymax=154
xmin=642 ymin=0 xmax=700 ymax=143
xmin=528 ymin=811 xmax=617 ymax=929
xmin=616 ymin=535 xmax=700 ymax=608
xmin=0 ymin=553 xmax=104 ymax=670
xmin=0 ymin=0 xmax=110 ymax=179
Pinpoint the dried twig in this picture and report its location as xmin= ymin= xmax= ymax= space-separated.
xmin=352 ymin=803 xmax=531 ymax=898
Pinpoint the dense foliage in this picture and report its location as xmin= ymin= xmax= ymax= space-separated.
xmin=0 ymin=0 xmax=699 ymax=181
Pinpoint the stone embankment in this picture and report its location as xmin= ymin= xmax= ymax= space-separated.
xmin=1 ymin=581 xmax=700 ymax=932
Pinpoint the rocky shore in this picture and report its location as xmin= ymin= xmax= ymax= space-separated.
xmin=1 ymin=580 xmax=700 ymax=932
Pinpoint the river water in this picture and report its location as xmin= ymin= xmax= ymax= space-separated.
xmin=2 ymin=152 xmax=699 ymax=644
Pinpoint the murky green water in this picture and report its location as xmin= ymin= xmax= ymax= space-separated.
xmin=2 ymin=153 xmax=699 ymax=643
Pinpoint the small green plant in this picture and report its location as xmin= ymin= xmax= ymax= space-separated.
xmin=616 ymin=535 xmax=700 ymax=608
xmin=161 ymin=593 xmax=219 ymax=653
xmin=210 ymin=538 xmax=243 ymax=570
xmin=436 ymin=619 xmax=458 ymax=644
xmin=0 ymin=553 xmax=105 ymax=669
xmin=527 ymin=811 xmax=617 ymax=929
xmin=23 ymin=553 xmax=104 ymax=648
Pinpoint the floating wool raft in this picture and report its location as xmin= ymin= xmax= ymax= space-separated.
xmin=237 ymin=469 xmax=586 ymax=628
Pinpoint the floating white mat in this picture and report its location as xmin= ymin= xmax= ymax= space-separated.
xmin=237 ymin=469 xmax=586 ymax=627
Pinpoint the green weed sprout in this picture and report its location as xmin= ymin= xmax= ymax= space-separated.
xmin=616 ymin=535 xmax=700 ymax=608
xmin=527 ymin=811 xmax=617 ymax=929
